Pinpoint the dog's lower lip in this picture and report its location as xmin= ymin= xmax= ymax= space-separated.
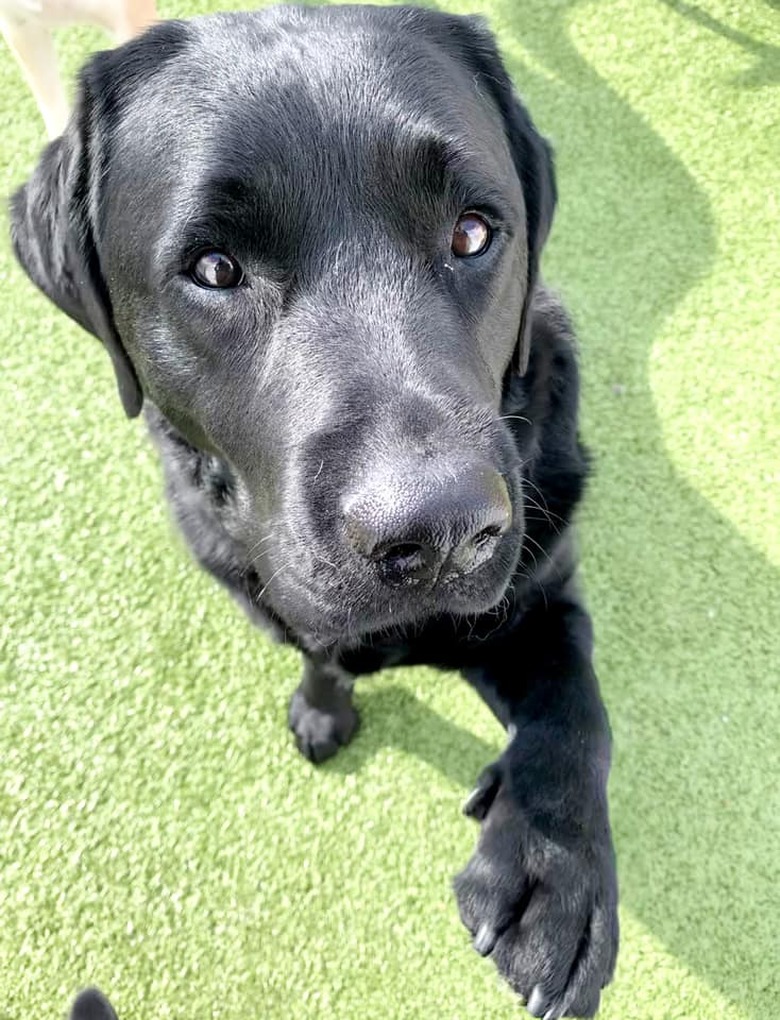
xmin=285 ymin=578 xmax=514 ymax=644
xmin=257 ymin=525 xmax=522 ymax=641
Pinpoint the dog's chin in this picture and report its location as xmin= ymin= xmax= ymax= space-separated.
xmin=260 ymin=539 xmax=522 ymax=649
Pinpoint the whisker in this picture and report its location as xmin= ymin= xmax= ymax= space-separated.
xmin=496 ymin=413 xmax=532 ymax=426
xmin=522 ymin=534 xmax=565 ymax=592
xmin=521 ymin=541 xmax=540 ymax=575
xmin=523 ymin=497 xmax=563 ymax=536
xmin=523 ymin=495 xmax=565 ymax=534
xmin=344 ymin=604 xmax=353 ymax=643
xmin=256 ymin=560 xmax=293 ymax=601
xmin=243 ymin=531 xmax=276 ymax=565
xmin=523 ymin=477 xmax=566 ymax=526
xmin=522 ymin=531 xmax=553 ymax=565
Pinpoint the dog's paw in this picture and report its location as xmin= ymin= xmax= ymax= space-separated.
xmin=70 ymin=988 xmax=119 ymax=1020
xmin=454 ymin=786 xmax=618 ymax=1019
xmin=288 ymin=688 xmax=359 ymax=763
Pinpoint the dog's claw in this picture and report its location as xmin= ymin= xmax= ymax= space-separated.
xmin=473 ymin=922 xmax=497 ymax=956
xmin=527 ymin=986 xmax=547 ymax=1017
xmin=463 ymin=785 xmax=489 ymax=819
xmin=463 ymin=761 xmax=503 ymax=820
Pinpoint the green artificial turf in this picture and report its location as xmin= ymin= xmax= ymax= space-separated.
xmin=1 ymin=1 xmax=778 ymax=1017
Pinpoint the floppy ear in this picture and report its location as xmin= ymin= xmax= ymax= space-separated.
xmin=69 ymin=987 xmax=119 ymax=1020
xmin=489 ymin=81 xmax=557 ymax=377
xmin=427 ymin=13 xmax=557 ymax=375
xmin=10 ymin=67 xmax=143 ymax=417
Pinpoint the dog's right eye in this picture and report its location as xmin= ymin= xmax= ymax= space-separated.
xmin=189 ymin=251 xmax=244 ymax=289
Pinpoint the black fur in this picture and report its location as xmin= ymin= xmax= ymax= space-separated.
xmin=69 ymin=988 xmax=118 ymax=1020
xmin=11 ymin=7 xmax=618 ymax=1017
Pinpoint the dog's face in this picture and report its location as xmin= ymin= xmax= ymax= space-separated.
xmin=12 ymin=6 xmax=556 ymax=644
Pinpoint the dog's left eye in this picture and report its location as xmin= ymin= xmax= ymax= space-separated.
xmin=451 ymin=213 xmax=492 ymax=257
xmin=189 ymin=251 xmax=244 ymax=289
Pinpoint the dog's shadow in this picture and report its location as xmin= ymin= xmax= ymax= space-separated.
xmin=324 ymin=683 xmax=500 ymax=789
xmin=331 ymin=0 xmax=775 ymax=1016
xmin=659 ymin=0 xmax=780 ymax=88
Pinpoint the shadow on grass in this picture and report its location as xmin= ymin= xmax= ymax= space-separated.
xmin=324 ymin=684 xmax=501 ymax=790
xmin=659 ymin=0 xmax=780 ymax=88
xmin=306 ymin=0 xmax=778 ymax=1015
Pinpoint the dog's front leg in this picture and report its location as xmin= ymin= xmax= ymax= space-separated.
xmin=456 ymin=591 xmax=618 ymax=1019
xmin=288 ymin=658 xmax=359 ymax=764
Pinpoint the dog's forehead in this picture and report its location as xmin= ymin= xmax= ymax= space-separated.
xmin=191 ymin=8 xmax=504 ymax=130
xmin=116 ymin=8 xmax=512 ymax=185
xmin=101 ymin=8 xmax=525 ymax=267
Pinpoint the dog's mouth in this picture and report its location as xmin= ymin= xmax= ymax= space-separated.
xmin=248 ymin=510 xmax=524 ymax=647
xmin=227 ymin=404 xmax=527 ymax=646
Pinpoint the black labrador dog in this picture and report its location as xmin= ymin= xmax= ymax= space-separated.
xmin=12 ymin=6 xmax=618 ymax=1017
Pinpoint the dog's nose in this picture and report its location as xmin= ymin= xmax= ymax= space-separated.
xmin=343 ymin=464 xmax=511 ymax=587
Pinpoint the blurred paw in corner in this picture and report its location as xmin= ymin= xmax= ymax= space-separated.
xmin=0 ymin=0 xmax=157 ymax=138
xmin=69 ymin=987 xmax=119 ymax=1020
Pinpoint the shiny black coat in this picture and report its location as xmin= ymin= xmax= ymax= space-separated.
xmin=12 ymin=7 xmax=618 ymax=1016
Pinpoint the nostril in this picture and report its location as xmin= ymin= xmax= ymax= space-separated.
xmin=449 ymin=515 xmax=509 ymax=576
xmin=378 ymin=542 xmax=424 ymax=566
xmin=472 ymin=524 xmax=504 ymax=548
xmin=375 ymin=541 xmax=435 ymax=586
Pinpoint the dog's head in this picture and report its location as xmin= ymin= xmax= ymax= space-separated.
xmin=12 ymin=6 xmax=557 ymax=644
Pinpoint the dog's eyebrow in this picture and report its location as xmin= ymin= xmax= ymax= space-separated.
xmin=162 ymin=176 xmax=285 ymax=264
xmin=159 ymin=128 xmax=518 ymax=267
xmin=403 ymin=132 xmax=517 ymax=216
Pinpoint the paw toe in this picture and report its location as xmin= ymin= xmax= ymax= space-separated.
xmin=288 ymin=690 xmax=359 ymax=763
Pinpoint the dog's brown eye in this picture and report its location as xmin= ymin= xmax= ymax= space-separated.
xmin=452 ymin=213 xmax=491 ymax=257
xmin=190 ymin=251 xmax=244 ymax=289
